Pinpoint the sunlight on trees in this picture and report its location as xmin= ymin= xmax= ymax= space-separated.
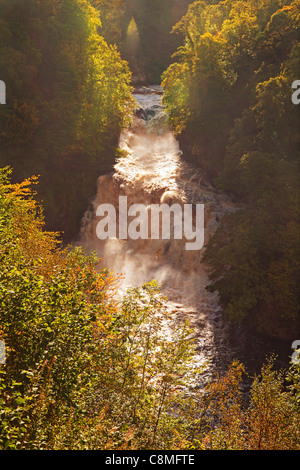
xmin=163 ymin=0 xmax=300 ymax=341
xmin=0 ymin=0 xmax=299 ymax=451
xmin=0 ymin=169 xmax=299 ymax=450
xmin=125 ymin=17 xmax=140 ymax=59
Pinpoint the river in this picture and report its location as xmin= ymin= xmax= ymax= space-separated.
xmin=79 ymin=85 xmax=289 ymax=387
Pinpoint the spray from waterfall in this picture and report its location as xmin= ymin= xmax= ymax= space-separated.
xmin=79 ymin=85 xmax=238 ymax=380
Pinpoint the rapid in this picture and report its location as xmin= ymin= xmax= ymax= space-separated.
xmin=79 ymin=85 xmax=240 ymax=385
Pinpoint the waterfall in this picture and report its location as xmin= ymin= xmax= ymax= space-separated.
xmin=79 ymin=85 xmax=238 ymax=383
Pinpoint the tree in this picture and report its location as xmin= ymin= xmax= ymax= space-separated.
xmin=0 ymin=0 xmax=135 ymax=240
xmin=163 ymin=0 xmax=300 ymax=340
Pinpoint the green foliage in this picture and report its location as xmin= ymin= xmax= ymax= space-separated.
xmin=75 ymin=281 xmax=199 ymax=450
xmin=183 ymin=358 xmax=300 ymax=450
xmin=0 ymin=167 xmax=113 ymax=448
xmin=0 ymin=1 xmax=299 ymax=451
xmin=0 ymin=0 xmax=135 ymax=240
xmin=0 ymin=168 xmax=198 ymax=449
xmin=0 ymin=169 xmax=299 ymax=450
xmin=163 ymin=0 xmax=300 ymax=339
xmin=133 ymin=354 xmax=300 ymax=451
xmin=162 ymin=0 xmax=299 ymax=175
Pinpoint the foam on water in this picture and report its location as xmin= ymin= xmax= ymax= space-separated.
xmin=80 ymin=86 xmax=238 ymax=383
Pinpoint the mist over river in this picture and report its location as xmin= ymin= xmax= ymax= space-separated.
xmin=79 ymin=86 xmax=291 ymax=385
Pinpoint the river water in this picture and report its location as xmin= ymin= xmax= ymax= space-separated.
xmin=79 ymin=85 xmax=288 ymax=386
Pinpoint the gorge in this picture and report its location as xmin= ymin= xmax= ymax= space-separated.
xmin=1 ymin=0 xmax=299 ymax=450
xmin=79 ymin=85 xmax=246 ymax=383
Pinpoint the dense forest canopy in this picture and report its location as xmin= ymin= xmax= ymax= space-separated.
xmin=0 ymin=0 xmax=135 ymax=240
xmin=0 ymin=167 xmax=299 ymax=450
xmin=0 ymin=0 xmax=299 ymax=451
xmin=162 ymin=0 xmax=300 ymax=341
xmin=0 ymin=0 xmax=193 ymax=239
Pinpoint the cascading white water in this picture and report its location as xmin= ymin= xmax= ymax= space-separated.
xmin=80 ymin=85 xmax=238 ymax=383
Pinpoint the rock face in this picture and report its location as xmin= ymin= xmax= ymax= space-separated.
xmin=80 ymin=86 xmax=239 ymax=382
